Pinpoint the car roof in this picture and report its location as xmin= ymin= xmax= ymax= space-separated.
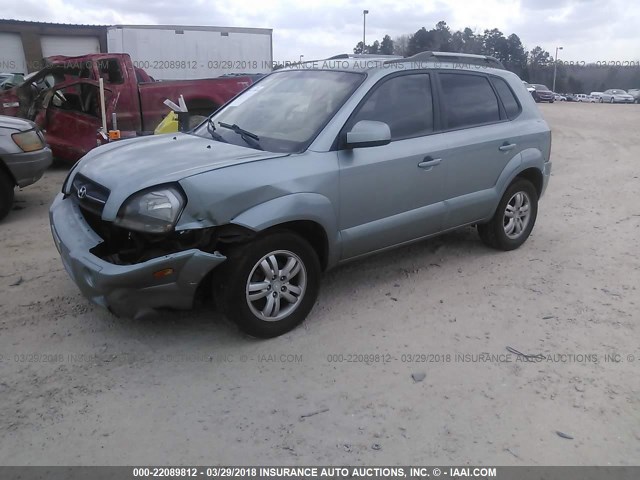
xmin=281 ymin=51 xmax=507 ymax=75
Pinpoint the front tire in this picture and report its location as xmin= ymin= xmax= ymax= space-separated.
xmin=214 ymin=232 xmax=321 ymax=338
xmin=477 ymin=179 xmax=538 ymax=251
xmin=0 ymin=170 xmax=15 ymax=221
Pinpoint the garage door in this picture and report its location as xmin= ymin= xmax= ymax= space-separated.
xmin=41 ymin=35 xmax=101 ymax=57
xmin=0 ymin=33 xmax=28 ymax=74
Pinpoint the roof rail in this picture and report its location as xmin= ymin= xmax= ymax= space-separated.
xmin=391 ymin=51 xmax=505 ymax=69
xmin=326 ymin=53 xmax=403 ymax=60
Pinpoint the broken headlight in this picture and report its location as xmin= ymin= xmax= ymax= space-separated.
xmin=115 ymin=185 xmax=186 ymax=234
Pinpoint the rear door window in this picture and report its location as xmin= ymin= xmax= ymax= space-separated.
xmin=439 ymin=73 xmax=500 ymax=129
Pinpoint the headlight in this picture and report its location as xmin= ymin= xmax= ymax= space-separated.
xmin=115 ymin=185 xmax=186 ymax=233
xmin=12 ymin=129 xmax=44 ymax=152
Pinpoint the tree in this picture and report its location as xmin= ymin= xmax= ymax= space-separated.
xmin=504 ymin=34 xmax=527 ymax=77
xmin=353 ymin=41 xmax=366 ymax=54
xmin=369 ymin=40 xmax=380 ymax=55
xmin=482 ymin=28 xmax=509 ymax=64
xmin=393 ymin=35 xmax=410 ymax=57
xmin=407 ymin=27 xmax=437 ymax=56
xmin=434 ymin=21 xmax=452 ymax=52
xmin=380 ymin=35 xmax=394 ymax=55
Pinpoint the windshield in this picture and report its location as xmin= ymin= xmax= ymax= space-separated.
xmin=193 ymin=70 xmax=364 ymax=153
xmin=534 ymin=84 xmax=550 ymax=91
xmin=611 ymin=89 xmax=626 ymax=94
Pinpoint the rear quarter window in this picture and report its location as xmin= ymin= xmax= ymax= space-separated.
xmin=491 ymin=77 xmax=521 ymax=120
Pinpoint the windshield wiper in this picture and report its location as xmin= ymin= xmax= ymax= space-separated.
xmin=218 ymin=122 xmax=262 ymax=150
xmin=207 ymin=118 xmax=229 ymax=144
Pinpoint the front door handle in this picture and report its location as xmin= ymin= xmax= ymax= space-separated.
xmin=418 ymin=157 xmax=442 ymax=169
xmin=499 ymin=142 xmax=517 ymax=152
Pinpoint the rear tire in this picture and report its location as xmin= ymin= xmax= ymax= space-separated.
xmin=477 ymin=179 xmax=538 ymax=251
xmin=0 ymin=170 xmax=15 ymax=221
xmin=213 ymin=231 xmax=321 ymax=338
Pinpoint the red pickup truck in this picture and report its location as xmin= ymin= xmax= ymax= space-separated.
xmin=0 ymin=53 xmax=255 ymax=163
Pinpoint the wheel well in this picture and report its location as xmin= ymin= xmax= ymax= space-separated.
xmin=0 ymin=158 xmax=17 ymax=186
xmin=516 ymin=167 xmax=543 ymax=197
xmin=264 ymin=220 xmax=329 ymax=271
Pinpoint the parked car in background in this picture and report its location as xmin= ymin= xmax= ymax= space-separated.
xmin=0 ymin=115 xmax=52 ymax=220
xmin=575 ymin=94 xmax=596 ymax=103
xmin=523 ymin=81 xmax=535 ymax=93
xmin=627 ymin=89 xmax=640 ymax=104
xmin=599 ymin=89 xmax=635 ymax=103
xmin=553 ymin=92 xmax=567 ymax=101
xmin=531 ymin=84 xmax=554 ymax=103
xmin=0 ymin=54 xmax=256 ymax=163
xmin=563 ymin=93 xmax=578 ymax=102
xmin=50 ymin=52 xmax=552 ymax=337
xmin=590 ymin=91 xmax=603 ymax=100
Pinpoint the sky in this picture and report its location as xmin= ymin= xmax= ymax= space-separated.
xmin=1 ymin=0 xmax=639 ymax=62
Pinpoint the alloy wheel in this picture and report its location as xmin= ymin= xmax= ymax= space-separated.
xmin=503 ymin=191 xmax=531 ymax=240
xmin=245 ymin=250 xmax=307 ymax=321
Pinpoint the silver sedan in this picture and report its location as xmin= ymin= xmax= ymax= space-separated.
xmin=599 ymin=89 xmax=635 ymax=104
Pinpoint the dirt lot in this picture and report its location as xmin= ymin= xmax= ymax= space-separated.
xmin=0 ymin=103 xmax=639 ymax=466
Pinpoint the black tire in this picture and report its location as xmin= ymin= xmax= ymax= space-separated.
xmin=213 ymin=231 xmax=321 ymax=338
xmin=0 ymin=169 xmax=15 ymax=221
xmin=477 ymin=179 xmax=538 ymax=251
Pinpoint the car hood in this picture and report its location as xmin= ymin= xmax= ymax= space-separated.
xmin=0 ymin=115 xmax=36 ymax=132
xmin=71 ymin=133 xmax=288 ymax=220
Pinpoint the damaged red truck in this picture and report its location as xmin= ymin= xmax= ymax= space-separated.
xmin=0 ymin=53 xmax=256 ymax=163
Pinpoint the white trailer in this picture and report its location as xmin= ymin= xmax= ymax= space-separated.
xmin=107 ymin=25 xmax=273 ymax=80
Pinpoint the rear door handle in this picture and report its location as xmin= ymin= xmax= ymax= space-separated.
xmin=418 ymin=157 xmax=442 ymax=169
xmin=499 ymin=142 xmax=517 ymax=152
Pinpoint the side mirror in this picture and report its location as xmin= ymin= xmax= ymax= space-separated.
xmin=345 ymin=120 xmax=391 ymax=148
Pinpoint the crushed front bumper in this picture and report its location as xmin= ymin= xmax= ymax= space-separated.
xmin=49 ymin=194 xmax=226 ymax=318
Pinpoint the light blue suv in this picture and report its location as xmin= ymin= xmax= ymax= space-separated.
xmin=50 ymin=52 xmax=552 ymax=337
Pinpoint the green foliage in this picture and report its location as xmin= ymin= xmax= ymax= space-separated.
xmin=351 ymin=21 xmax=640 ymax=93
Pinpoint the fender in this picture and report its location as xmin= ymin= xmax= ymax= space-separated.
xmin=482 ymin=147 xmax=545 ymax=220
xmin=231 ymin=193 xmax=341 ymax=267
xmin=495 ymin=148 xmax=544 ymax=195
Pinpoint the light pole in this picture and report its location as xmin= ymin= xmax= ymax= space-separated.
xmin=362 ymin=10 xmax=369 ymax=54
xmin=552 ymin=46 xmax=563 ymax=93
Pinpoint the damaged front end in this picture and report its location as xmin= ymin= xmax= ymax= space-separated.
xmin=50 ymin=183 xmax=235 ymax=317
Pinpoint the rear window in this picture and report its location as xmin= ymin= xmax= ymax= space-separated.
xmin=491 ymin=77 xmax=521 ymax=119
xmin=439 ymin=73 xmax=500 ymax=129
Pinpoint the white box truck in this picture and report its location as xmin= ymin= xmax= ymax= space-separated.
xmin=107 ymin=25 xmax=273 ymax=80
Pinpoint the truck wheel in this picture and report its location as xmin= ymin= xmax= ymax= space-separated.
xmin=477 ymin=179 xmax=538 ymax=251
xmin=214 ymin=231 xmax=321 ymax=338
xmin=0 ymin=170 xmax=15 ymax=221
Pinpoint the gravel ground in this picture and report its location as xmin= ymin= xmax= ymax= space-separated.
xmin=0 ymin=103 xmax=638 ymax=466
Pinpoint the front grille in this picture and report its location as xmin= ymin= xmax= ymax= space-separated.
xmin=71 ymin=174 xmax=110 ymax=216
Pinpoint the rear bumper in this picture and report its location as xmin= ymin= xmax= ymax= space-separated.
xmin=3 ymin=147 xmax=53 ymax=188
xmin=49 ymin=194 xmax=226 ymax=318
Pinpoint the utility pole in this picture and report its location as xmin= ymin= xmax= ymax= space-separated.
xmin=362 ymin=10 xmax=369 ymax=54
xmin=553 ymin=46 xmax=563 ymax=92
